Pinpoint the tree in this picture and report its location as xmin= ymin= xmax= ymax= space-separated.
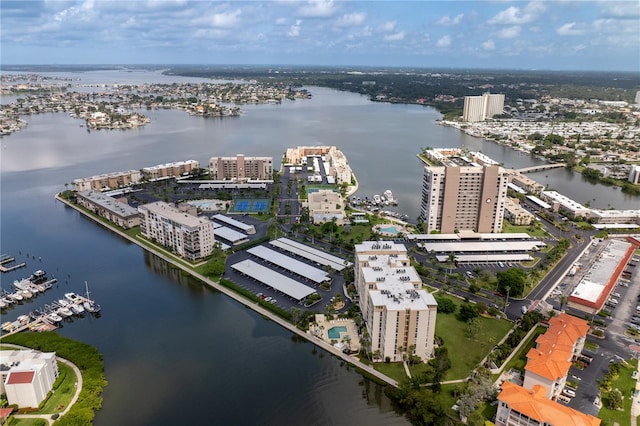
xmin=467 ymin=317 xmax=481 ymax=339
xmin=434 ymin=295 xmax=456 ymax=314
xmin=496 ymin=268 xmax=526 ymax=297
xmin=607 ymin=389 xmax=623 ymax=410
xmin=458 ymin=304 xmax=479 ymax=322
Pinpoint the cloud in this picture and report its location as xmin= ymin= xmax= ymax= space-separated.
xmin=379 ymin=20 xmax=396 ymax=32
xmin=275 ymin=17 xmax=287 ymax=25
xmin=384 ymin=31 xmax=405 ymax=42
xmin=488 ymin=1 xmax=545 ymax=25
xmin=336 ymin=12 xmax=366 ymax=27
xmin=556 ymin=22 xmax=584 ymax=36
xmin=288 ymin=19 xmax=302 ymax=37
xmin=437 ymin=13 xmax=463 ymax=26
xmin=209 ymin=10 xmax=242 ymax=28
xmin=436 ymin=35 xmax=451 ymax=48
xmin=297 ymin=0 xmax=337 ymax=18
xmin=496 ymin=25 xmax=521 ymax=39
xmin=599 ymin=2 xmax=640 ymax=19
xmin=482 ymin=40 xmax=495 ymax=51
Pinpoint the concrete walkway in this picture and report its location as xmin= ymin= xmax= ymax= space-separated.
xmin=1 ymin=344 xmax=83 ymax=425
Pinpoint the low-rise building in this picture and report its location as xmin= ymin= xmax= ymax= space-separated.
xmin=284 ymin=146 xmax=353 ymax=185
xmin=496 ymin=382 xmax=600 ymax=426
xmin=76 ymin=190 xmax=140 ymax=229
xmin=522 ymin=313 xmax=589 ymax=400
xmin=142 ymin=160 xmax=200 ymax=180
xmin=208 ymin=154 xmax=273 ymax=181
xmin=138 ymin=201 xmax=215 ymax=261
xmin=73 ymin=169 xmax=142 ymax=192
xmin=504 ymin=197 xmax=534 ymax=225
xmin=541 ymin=190 xmax=590 ymax=218
xmin=306 ymin=189 xmax=345 ymax=225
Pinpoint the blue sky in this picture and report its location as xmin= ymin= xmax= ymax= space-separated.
xmin=1 ymin=1 xmax=638 ymax=71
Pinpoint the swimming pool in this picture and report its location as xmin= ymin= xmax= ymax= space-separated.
xmin=379 ymin=226 xmax=399 ymax=235
xmin=327 ymin=326 xmax=347 ymax=339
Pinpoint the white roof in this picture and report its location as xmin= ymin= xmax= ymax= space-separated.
xmin=436 ymin=253 xmax=533 ymax=262
xmin=231 ymin=259 xmax=316 ymax=300
xmin=212 ymin=214 xmax=255 ymax=232
xmin=214 ymin=226 xmax=248 ymax=244
xmin=421 ymin=240 xmax=545 ymax=253
xmin=270 ymin=237 xmax=352 ymax=271
xmin=406 ymin=234 xmax=461 ymax=241
xmin=247 ymin=246 xmax=329 ymax=283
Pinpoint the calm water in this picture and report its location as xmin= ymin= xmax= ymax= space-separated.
xmin=1 ymin=70 xmax=638 ymax=425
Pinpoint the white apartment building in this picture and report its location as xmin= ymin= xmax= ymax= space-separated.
xmin=208 ymin=154 xmax=273 ymax=181
xmin=306 ymin=189 xmax=346 ymax=225
xmin=504 ymin=197 xmax=534 ymax=226
xmin=463 ymin=93 xmax=505 ymax=122
xmin=0 ymin=350 xmax=59 ymax=408
xmin=354 ymin=241 xmax=437 ymax=362
xmin=139 ymin=201 xmax=215 ymax=261
xmin=420 ymin=150 xmax=508 ymax=233
xmin=284 ymin=146 xmax=353 ymax=185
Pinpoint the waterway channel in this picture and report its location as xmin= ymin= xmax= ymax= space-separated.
xmin=1 ymin=70 xmax=638 ymax=425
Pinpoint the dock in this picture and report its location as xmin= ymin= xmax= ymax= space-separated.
xmin=0 ymin=256 xmax=26 ymax=273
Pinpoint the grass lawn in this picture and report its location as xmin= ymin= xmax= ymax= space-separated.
xmin=34 ymin=362 xmax=77 ymax=414
xmin=599 ymin=359 xmax=638 ymax=426
xmin=373 ymin=362 xmax=408 ymax=382
xmin=7 ymin=419 xmax=46 ymax=426
xmin=502 ymin=222 xmax=547 ymax=238
xmin=493 ymin=326 xmax=547 ymax=381
xmin=436 ymin=298 xmax=513 ymax=380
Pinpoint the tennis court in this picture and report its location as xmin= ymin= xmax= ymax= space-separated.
xmin=228 ymin=198 xmax=270 ymax=213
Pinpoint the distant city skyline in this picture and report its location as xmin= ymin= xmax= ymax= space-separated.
xmin=1 ymin=1 xmax=638 ymax=71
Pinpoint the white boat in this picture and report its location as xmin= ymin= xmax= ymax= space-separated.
xmin=58 ymin=299 xmax=70 ymax=307
xmin=70 ymin=304 xmax=85 ymax=315
xmin=383 ymin=189 xmax=397 ymax=205
xmin=30 ymin=270 xmax=47 ymax=283
xmin=9 ymin=292 xmax=23 ymax=302
xmin=83 ymin=281 xmax=101 ymax=313
xmin=47 ymin=313 xmax=62 ymax=323
xmin=373 ymin=194 xmax=382 ymax=205
xmin=20 ymin=289 xmax=33 ymax=299
xmin=2 ymin=321 xmax=15 ymax=332
xmin=65 ymin=292 xmax=79 ymax=302
xmin=17 ymin=315 xmax=30 ymax=325
xmin=58 ymin=307 xmax=73 ymax=318
xmin=0 ymin=300 xmax=7 ymax=309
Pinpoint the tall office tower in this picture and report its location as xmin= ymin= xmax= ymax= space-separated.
xmin=463 ymin=93 xmax=505 ymax=122
xmin=420 ymin=149 xmax=508 ymax=233
xmin=354 ymin=241 xmax=438 ymax=362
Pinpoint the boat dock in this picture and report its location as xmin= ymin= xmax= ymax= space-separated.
xmin=0 ymin=293 xmax=100 ymax=338
xmin=1 ymin=276 xmax=58 ymax=310
xmin=0 ymin=255 xmax=26 ymax=273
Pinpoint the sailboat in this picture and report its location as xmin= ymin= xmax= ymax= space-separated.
xmin=83 ymin=281 xmax=101 ymax=314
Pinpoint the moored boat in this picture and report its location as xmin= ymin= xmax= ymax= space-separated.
xmin=57 ymin=307 xmax=73 ymax=318
xmin=65 ymin=292 xmax=79 ymax=302
xmin=70 ymin=303 xmax=85 ymax=315
xmin=47 ymin=312 xmax=63 ymax=323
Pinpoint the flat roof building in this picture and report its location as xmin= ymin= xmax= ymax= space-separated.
xmin=306 ymin=189 xmax=346 ymax=225
xmin=284 ymin=146 xmax=353 ymax=185
xmin=0 ymin=350 xmax=59 ymax=409
xmin=541 ymin=191 xmax=590 ymax=218
xmin=420 ymin=149 xmax=508 ymax=233
xmin=142 ymin=160 xmax=200 ymax=180
xmin=73 ymin=169 xmax=142 ymax=192
xmin=355 ymin=241 xmax=437 ymax=362
xmin=138 ymin=201 xmax=215 ymax=261
xmin=504 ymin=198 xmax=534 ymax=226
xmin=208 ymin=154 xmax=273 ymax=181
xmin=76 ymin=190 xmax=140 ymax=229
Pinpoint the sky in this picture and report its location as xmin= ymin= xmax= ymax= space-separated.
xmin=1 ymin=1 xmax=639 ymax=71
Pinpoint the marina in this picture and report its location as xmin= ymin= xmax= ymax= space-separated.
xmin=0 ymin=270 xmax=57 ymax=310
xmin=1 ymin=291 xmax=100 ymax=335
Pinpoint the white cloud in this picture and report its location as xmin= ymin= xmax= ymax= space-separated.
xmin=437 ymin=13 xmax=463 ymax=26
xmin=275 ymin=17 xmax=287 ymax=25
xmin=336 ymin=12 xmax=366 ymax=27
xmin=297 ymin=0 xmax=337 ymax=18
xmin=556 ymin=22 xmax=584 ymax=36
xmin=379 ymin=20 xmax=396 ymax=32
xmin=488 ymin=1 xmax=545 ymax=25
xmin=210 ymin=10 xmax=242 ymax=28
xmin=482 ymin=40 xmax=495 ymax=51
xmin=436 ymin=35 xmax=451 ymax=48
xmin=288 ymin=19 xmax=302 ymax=37
xmin=496 ymin=25 xmax=521 ymax=39
xmin=384 ymin=31 xmax=405 ymax=42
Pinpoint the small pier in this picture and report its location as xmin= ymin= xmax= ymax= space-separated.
xmin=0 ymin=255 xmax=26 ymax=273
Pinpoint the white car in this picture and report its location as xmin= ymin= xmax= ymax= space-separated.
xmin=264 ymin=297 xmax=272 ymax=302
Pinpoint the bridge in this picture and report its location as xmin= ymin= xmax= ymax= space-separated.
xmin=517 ymin=163 xmax=565 ymax=173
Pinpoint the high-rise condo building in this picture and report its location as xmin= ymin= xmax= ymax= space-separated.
xmin=354 ymin=241 xmax=438 ymax=362
xmin=139 ymin=201 xmax=215 ymax=261
xmin=420 ymin=149 xmax=508 ymax=233
xmin=208 ymin=154 xmax=273 ymax=181
xmin=463 ymin=93 xmax=505 ymax=122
